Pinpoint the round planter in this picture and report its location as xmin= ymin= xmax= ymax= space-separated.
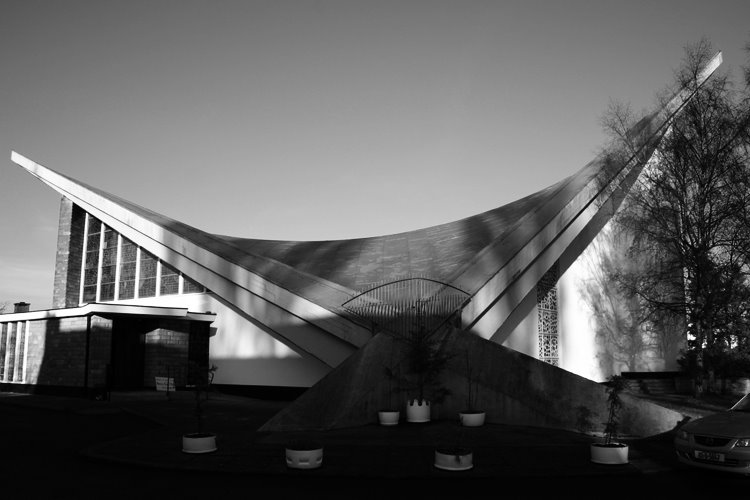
xmin=459 ymin=411 xmax=486 ymax=427
xmin=181 ymin=432 xmax=218 ymax=454
xmin=285 ymin=445 xmax=324 ymax=469
xmin=434 ymin=448 xmax=473 ymax=471
xmin=406 ymin=399 xmax=431 ymax=423
xmin=378 ymin=410 xmax=400 ymax=426
xmin=590 ymin=443 xmax=629 ymax=464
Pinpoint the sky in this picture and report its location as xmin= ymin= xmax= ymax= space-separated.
xmin=1 ymin=0 xmax=749 ymax=312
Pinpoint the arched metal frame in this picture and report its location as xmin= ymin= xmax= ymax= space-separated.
xmin=342 ymin=277 xmax=470 ymax=337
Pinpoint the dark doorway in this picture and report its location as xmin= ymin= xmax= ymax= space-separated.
xmin=110 ymin=320 xmax=146 ymax=389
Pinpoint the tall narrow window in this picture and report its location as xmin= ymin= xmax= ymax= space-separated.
xmin=160 ymin=262 xmax=180 ymax=296
xmin=15 ymin=322 xmax=26 ymax=382
xmin=118 ymin=237 xmax=137 ymax=300
xmin=99 ymin=226 xmax=118 ymax=301
xmin=6 ymin=324 xmax=16 ymax=381
xmin=138 ymin=250 xmax=157 ymax=298
xmin=0 ymin=323 xmax=6 ymax=380
xmin=82 ymin=217 xmax=102 ymax=303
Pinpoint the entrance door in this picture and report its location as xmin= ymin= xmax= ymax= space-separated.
xmin=110 ymin=320 xmax=145 ymax=389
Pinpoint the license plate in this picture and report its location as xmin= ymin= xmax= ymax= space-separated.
xmin=695 ymin=450 xmax=725 ymax=462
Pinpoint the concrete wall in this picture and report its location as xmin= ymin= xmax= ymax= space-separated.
xmin=497 ymin=213 xmax=686 ymax=384
xmin=260 ymin=328 xmax=686 ymax=437
xmin=560 ymin=221 xmax=685 ymax=381
xmin=112 ymin=293 xmax=331 ymax=388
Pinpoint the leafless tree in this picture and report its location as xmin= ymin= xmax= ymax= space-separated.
xmin=601 ymin=38 xmax=750 ymax=393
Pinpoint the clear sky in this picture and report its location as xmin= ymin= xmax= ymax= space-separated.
xmin=1 ymin=0 xmax=749 ymax=311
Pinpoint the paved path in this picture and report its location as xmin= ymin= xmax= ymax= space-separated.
xmin=0 ymin=390 xmax=745 ymax=498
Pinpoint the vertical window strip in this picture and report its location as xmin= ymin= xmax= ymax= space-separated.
xmin=114 ymin=234 xmax=122 ymax=301
xmin=15 ymin=321 xmax=26 ymax=382
xmin=160 ymin=262 xmax=180 ymax=296
xmin=79 ymin=213 xmax=90 ymax=304
xmin=155 ymin=260 xmax=162 ymax=296
xmin=96 ymin=222 xmax=105 ymax=302
xmin=118 ymin=237 xmax=137 ymax=300
xmin=6 ymin=323 xmax=15 ymax=382
xmin=138 ymin=249 xmax=157 ymax=298
xmin=134 ymin=247 xmax=141 ymax=299
xmin=99 ymin=226 xmax=117 ymax=301
xmin=0 ymin=323 xmax=6 ymax=380
xmin=22 ymin=321 xmax=29 ymax=382
xmin=82 ymin=215 xmax=102 ymax=303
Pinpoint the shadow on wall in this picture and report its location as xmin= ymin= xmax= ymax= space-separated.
xmin=579 ymin=223 xmax=684 ymax=376
xmin=22 ymin=315 xmax=209 ymax=396
xmin=259 ymin=323 xmax=686 ymax=437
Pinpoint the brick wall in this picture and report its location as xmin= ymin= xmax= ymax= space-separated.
xmin=20 ymin=316 xmax=112 ymax=389
xmin=144 ymin=322 xmax=191 ymax=387
xmin=52 ymin=199 xmax=85 ymax=308
xmin=34 ymin=317 xmax=88 ymax=386
xmin=142 ymin=319 xmax=210 ymax=388
xmin=9 ymin=314 xmax=209 ymax=392
xmin=88 ymin=316 xmax=113 ymax=388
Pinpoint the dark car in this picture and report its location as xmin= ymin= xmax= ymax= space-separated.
xmin=674 ymin=393 xmax=750 ymax=474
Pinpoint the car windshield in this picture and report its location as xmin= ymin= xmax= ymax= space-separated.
xmin=730 ymin=394 xmax=750 ymax=412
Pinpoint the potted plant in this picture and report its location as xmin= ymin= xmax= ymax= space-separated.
xmin=181 ymin=363 xmax=219 ymax=454
xmin=378 ymin=358 xmax=401 ymax=426
xmin=458 ymin=348 xmax=485 ymax=427
xmin=433 ymin=422 xmax=474 ymax=471
xmin=400 ymin=303 xmax=453 ymax=423
xmin=434 ymin=446 xmax=474 ymax=471
xmin=285 ymin=437 xmax=324 ymax=469
xmin=590 ymin=374 xmax=629 ymax=464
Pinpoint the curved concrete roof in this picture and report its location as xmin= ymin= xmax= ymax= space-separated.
xmin=9 ymin=51 xmax=723 ymax=355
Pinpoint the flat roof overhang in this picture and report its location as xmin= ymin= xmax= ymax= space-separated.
xmin=0 ymin=302 xmax=217 ymax=323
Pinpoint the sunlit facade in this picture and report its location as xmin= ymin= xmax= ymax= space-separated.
xmin=0 ymin=52 xmax=721 ymax=405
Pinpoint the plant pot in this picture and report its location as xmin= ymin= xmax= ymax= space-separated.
xmin=285 ymin=443 xmax=324 ymax=469
xmin=434 ymin=447 xmax=473 ymax=471
xmin=590 ymin=442 xmax=629 ymax=464
xmin=181 ymin=432 xmax=218 ymax=454
xmin=406 ymin=399 xmax=431 ymax=423
xmin=378 ymin=410 xmax=400 ymax=426
xmin=459 ymin=410 xmax=486 ymax=427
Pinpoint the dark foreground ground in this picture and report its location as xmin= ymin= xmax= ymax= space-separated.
xmin=0 ymin=389 xmax=747 ymax=499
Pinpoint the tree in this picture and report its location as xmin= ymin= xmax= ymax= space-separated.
xmin=602 ymin=39 xmax=750 ymax=394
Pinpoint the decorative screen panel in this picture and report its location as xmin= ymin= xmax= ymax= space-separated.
xmin=537 ymin=262 xmax=559 ymax=366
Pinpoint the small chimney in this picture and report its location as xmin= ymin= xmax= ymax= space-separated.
xmin=13 ymin=302 xmax=30 ymax=313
